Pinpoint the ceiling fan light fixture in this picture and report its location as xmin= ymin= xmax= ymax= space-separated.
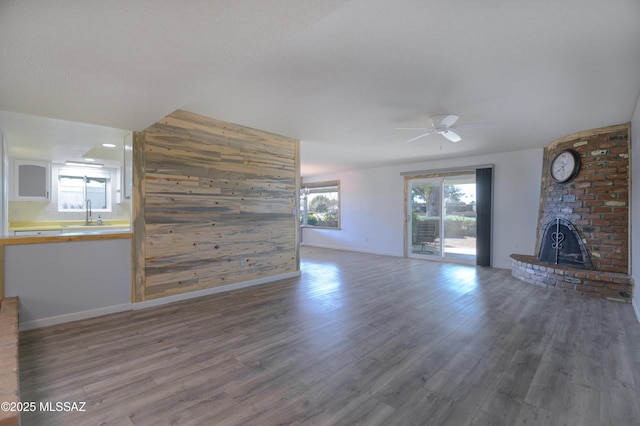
xmin=399 ymin=113 xmax=477 ymax=143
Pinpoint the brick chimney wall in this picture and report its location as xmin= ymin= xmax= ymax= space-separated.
xmin=537 ymin=123 xmax=630 ymax=274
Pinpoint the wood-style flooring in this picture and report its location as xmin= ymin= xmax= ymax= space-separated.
xmin=19 ymin=247 xmax=640 ymax=425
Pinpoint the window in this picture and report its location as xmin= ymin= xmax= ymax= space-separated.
xmin=58 ymin=167 xmax=112 ymax=212
xmin=300 ymin=181 xmax=340 ymax=229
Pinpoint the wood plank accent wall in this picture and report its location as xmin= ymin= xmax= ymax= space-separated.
xmin=133 ymin=110 xmax=300 ymax=301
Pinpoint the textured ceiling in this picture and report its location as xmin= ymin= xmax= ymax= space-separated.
xmin=1 ymin=0 xmax=639 ymax=176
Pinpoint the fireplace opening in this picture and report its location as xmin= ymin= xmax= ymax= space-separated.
xmin=538 ymin=218 xmax=593 ymax=270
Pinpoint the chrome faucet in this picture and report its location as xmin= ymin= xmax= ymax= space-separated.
xmin=85 ymin=199 xmax=92 ymax=225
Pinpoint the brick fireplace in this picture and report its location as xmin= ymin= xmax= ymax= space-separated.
xmin=511 ymin=123 xmax=634 ymax=302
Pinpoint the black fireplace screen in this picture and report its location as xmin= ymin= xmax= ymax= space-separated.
xmin=538 ymin=219 xmax=593 ymax=270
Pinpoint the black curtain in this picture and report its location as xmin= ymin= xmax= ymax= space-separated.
xmin=476 ymin=167 xmax=493 ymax=266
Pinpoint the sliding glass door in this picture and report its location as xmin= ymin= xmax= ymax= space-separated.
xmin=408 ymin=178 xmax=442 ymax=259
xmin=407 ymin=174 xmax=477 ymax=264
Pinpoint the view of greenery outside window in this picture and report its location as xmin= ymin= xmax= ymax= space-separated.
xmin=300 ymin=181 xmax=340 ymax=228
xmin=58 ymin=169 xmax=111 ymax=212
xmin=411 ymin=181 xmax=476 ymax=241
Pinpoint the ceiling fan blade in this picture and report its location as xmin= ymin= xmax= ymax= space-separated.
xmin=405 ymin=131 xmax=434 ymax=143
xmin=434 ymin=114 xmax=459 ymax=128
xmin=395 ymin=127 xmax=431 ymax=130
xmin=442 ymin=130 xmax=461 ymax=142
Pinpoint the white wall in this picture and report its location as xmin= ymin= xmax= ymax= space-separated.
xmin=4 ymin=238 xmax=132 ymax=328
xmin=0 ymin=131 xmax=6 ymax=236
xmin=631 ymin=94 xmax=640 ymax=323
xmin=302 ymin=148 xmax=543 ymax=269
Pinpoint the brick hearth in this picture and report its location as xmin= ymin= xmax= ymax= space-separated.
xmin=511 ymin=254 xmax=632 ymax=303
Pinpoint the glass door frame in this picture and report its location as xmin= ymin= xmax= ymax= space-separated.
xmin=405 ymin=172 xmax=477 ymax=265
xmin=407 ymin=177 xmax=443 ymax=261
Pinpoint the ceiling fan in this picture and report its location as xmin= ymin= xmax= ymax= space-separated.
xmin=398 ymin=114 xmax=464 ymax=143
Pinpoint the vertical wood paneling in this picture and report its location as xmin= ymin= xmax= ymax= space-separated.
xmin=134 ymin=110 xmax=299 ymax=301
xmin=294 ymin=140 xmax=301 ymax=268
xmin=132 ymin=131 xmax=146 ymax=302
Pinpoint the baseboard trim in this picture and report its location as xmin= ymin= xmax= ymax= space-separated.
xmin=20 ymin=303 xmax=133 ymax=331
xmin=19 ymin=271 xmax=301 ymax=331
xmin=132 ymin=271 xmax=301 ymax=311
xmin=300 ymin=242 xmax=400 ymax=258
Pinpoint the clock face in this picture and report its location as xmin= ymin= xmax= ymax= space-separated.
xmin=551 ymin=150 xmax=579 ymax=183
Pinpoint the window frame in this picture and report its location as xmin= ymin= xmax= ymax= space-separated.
xmin=300 ymin=180 xmax=341 ymax=229
xmin=57 ymin=167 xmax=113 ymax=213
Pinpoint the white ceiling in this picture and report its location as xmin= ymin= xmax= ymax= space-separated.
xmin=0 ymin=110 xmax=130 ymax=168
xmin=1 ymin=0 xmax=639 ymax=176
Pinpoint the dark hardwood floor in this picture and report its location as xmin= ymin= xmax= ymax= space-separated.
xmin=19 ymin=247 xmax=640 ymax=425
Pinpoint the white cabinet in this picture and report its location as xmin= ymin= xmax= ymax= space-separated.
xmin=13 ymin=160 xmax=50 ymax=200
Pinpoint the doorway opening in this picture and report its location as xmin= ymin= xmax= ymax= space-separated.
xmin=407 ymin=174 xmax=477 ymax=264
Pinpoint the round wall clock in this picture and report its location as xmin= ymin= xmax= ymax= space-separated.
xmin=550 ymin=149 xmax=580 ymax=183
